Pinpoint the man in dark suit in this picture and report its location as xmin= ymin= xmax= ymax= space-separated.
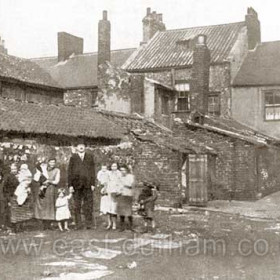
xmin=68 ymin=140 xmax=95 ymax=229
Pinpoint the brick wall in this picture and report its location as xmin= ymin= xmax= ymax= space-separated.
xmin=209 ymin=64 xmax=231 ymax=117
xmin=64 ymin=88 xmax=98 ymax=108
xmin=171 ymin=121 xmax=276 ymax=201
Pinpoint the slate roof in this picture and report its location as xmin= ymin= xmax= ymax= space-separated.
xmin=0 ymin=98 xmax=125 ymax=140
xmin=233 ymin=41 xmax=280 ymax=86
xmin=32 ymin=48 xmax=136 ymax=88
xmin=124 ymin=22 xmax=246 ymax=71
xmin=0 ymin=52 xmax=60 ymax=88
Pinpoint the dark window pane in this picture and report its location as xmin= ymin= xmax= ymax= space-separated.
xmin=178 ymin=98 xmax=189 ymax=111
xmin=274 ymin=92 xmax=280 ymax=105
xmin=265 ymin=92 xmax=274 ymax=105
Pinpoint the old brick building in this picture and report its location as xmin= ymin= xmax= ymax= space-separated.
xmin=1 ymin=7 xmax=280 ymax=207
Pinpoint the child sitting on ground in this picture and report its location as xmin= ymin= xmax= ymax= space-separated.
xmin=14 ymin=164 xmax=32 ymax=206
xmin=138 ymin=181 xmax=159 ymax=233
xmin=55 ymin=188 xmax=73 ymax=231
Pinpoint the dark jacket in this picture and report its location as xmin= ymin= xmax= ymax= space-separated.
xmin=68 ymin=153 xmax=95 ymax=189
xmin=3 ymin=173 xmax=19 ymax=200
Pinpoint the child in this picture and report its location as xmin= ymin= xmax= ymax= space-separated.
xmin=97 ymin=165 xmax=110 ymax=216
xmin=138 ymin=181 xmax=159 ymax=233
xmin=14 ymin=164 xmax=32 ymax=206
xmin=55 ymin=188 xmax=73 ymax=231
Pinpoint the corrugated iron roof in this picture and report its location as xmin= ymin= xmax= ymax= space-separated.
xmin=233 ymin=41 xmax=280 ymax=86
xmin=124 ymin=22 xmax=246 ymax=71
xmin=32 ymin=48 xmax=136 ymax=88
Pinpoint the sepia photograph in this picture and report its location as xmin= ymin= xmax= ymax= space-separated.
xmin=0 ymin=0 xmax=280 ymax=279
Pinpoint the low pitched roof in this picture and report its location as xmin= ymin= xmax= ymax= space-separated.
xmin=99 ymin=110 xmax=216 ymax=154
xmin=0 ymin=52 xmax=60 ymax=88
xmin=0 ymin=98 xmax=125 ymax=140
xmin=183 ymin=115 xmax=279 ymax=146
xmin=233 ymin=41 xmax=280 ymax=86
xmin=32 ymin=48 xmax=136 ymax=88
xmin=124 ymin=22 xmax=246 ymax=71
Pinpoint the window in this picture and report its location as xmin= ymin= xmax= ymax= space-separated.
xmin=175 ymin=82 xmax=190 ymax=111
xmin=208 ymin=93 xmax=220 ymax=116
xmin=161 ymin=94 xmax=169 ymax=115
xmin=264 ymin=91 xmax=280 ymax=121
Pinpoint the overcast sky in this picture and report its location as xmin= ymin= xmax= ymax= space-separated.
xmin=0 ymin=0 xmax=280 ymax=58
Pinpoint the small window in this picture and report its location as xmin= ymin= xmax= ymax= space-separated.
xmin=264 ymin=91 xmax=280 ymax=121
xmin=175 ymin=82 xmax=190 ymax=111
xmin=208 ymin=93 xmax=221 ymax=116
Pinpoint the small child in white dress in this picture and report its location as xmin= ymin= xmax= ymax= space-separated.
xmin=55 ymin=188 xmax=73 ymax=231
xmin=97 ymin=165 xmax=110 ymax=216
xmin=14 ymin=164 xmax=32 ymax=206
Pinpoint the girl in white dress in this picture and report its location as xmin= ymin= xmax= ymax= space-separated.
xmin=97 ymin=165 xmax=110 ymax=215
xmin=106 ymin=163 xmax=122 ymax=230
xmin=55 ymin=188 xmax=73 ymax=231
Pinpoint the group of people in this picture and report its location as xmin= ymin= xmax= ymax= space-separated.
xmin=1 ymin=140 xmax=158 ymax=233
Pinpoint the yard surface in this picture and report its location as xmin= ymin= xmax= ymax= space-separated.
xmin=1 ymin=205 xmax=280 ymax=280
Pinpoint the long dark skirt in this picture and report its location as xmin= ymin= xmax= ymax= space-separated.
xmin=34 ymin=184 xmax=56 ymax=220
xmin=117 ymin=196 xmax=133 ymax=217
xmin=10 ymin=195 xmax=34 ymax=224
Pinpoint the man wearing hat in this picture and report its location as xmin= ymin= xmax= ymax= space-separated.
xmin=68 ymin=139 xmax=95 ymax=229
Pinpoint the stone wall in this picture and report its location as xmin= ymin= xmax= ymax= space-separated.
xmin=97 ymin=62 xmax=132 ymax=114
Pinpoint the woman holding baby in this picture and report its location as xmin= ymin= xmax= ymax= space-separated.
xmin=3 ymin=163 xmax=34 ymax=233
xmin=34 ymin=158 xmax=61 ymax=230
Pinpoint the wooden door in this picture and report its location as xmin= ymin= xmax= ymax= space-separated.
xmin=188 ymin=154 xmax=208 ymax=206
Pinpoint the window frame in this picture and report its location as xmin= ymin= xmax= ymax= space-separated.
xmin=175 ymin=80 xmax=190 ymax=112
xmin=208 ymin=92 xmax=221 ymax=116
xmin=264 ymin=90 xmax=280 ymax=122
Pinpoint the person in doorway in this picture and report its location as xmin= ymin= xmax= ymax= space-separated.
xmin=68 ymin=140 xmax=96 ymax=230
xmin=117 ymin=165 xmax=135 ymax=232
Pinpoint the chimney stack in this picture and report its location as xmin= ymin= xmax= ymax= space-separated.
xmin=0 ymin=37 xmax=8 ymax=54
xmin=98 ymin=10 xmax=111 ymax=66
xmin=57 ymin=32 xmax=83 ymax=62
xmin=190 ymin=35 xmax=211 ymax=115
xmin=245 ymin=7 xmax=261 ymax=50
xmin=142 ymin=7 xmax=166 ymax=44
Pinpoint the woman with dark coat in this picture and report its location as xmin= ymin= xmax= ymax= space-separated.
xmin=34 ymin=158 xmax=60 ymax=230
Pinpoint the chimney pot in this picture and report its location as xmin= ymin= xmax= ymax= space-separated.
xmin=197 ymin=34 xmax=207 ymax=45
xmin=147 ymin=7 xmax=151 ymax=15
xmin=103 ymin=10 xmax=108 ymax=20
xmin=158 ymin=13 xmax=163 ymax=22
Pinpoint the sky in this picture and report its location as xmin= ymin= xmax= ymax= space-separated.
xmin=0 ymin=0 xmax=280 ymax=58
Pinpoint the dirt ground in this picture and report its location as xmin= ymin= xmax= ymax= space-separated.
xmin=1 ymin=210 xmax=280 ymax=280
